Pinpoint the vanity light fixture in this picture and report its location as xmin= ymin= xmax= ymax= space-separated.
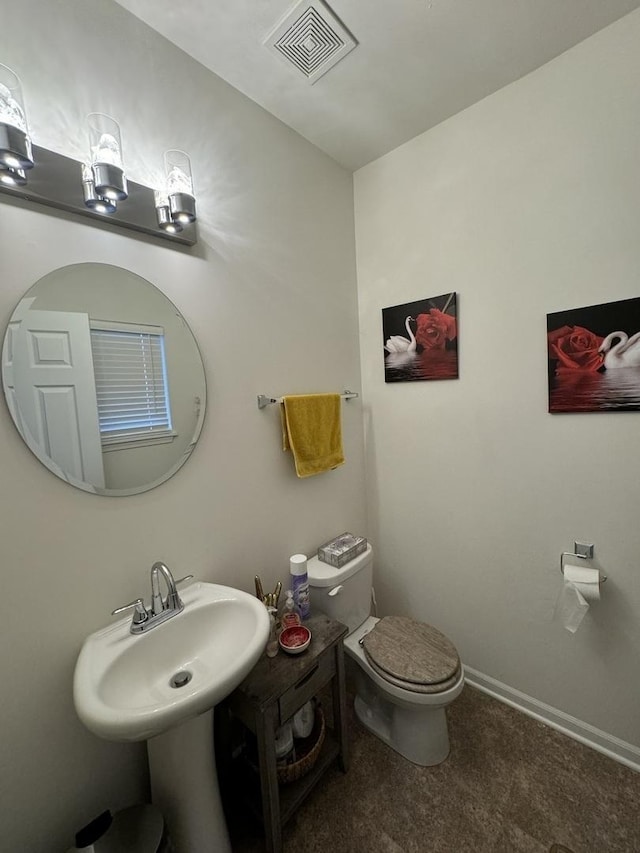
xmin=86 ymin=112 xmax=127 ymax=203
xmin=155 ymin=149 xmax=196 ymax=230
xmin=0 ymin=64 xmax=34 ymax=174
xmin=0 ymin=66 xmax=196 ymax=246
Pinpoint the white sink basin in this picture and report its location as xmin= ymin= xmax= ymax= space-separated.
xmin=74 ymin=581 xmax=270 ymax=742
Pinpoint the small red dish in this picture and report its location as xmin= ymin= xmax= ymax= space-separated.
xmin=279 ymin=625 xmax=311 ymax=655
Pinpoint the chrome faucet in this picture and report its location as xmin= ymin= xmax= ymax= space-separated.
xmin=151 ymin=561 xmax=182 ymax=616
xmin=112 ymin=562 xmax=194 ymax=634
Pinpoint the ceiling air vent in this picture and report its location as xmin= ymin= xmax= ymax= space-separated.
xmin=264 ymin=0 xmax=357 ymax=84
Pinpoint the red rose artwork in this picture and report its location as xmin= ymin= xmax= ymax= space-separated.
xmin=415 ymin=309 xmax=457 ymax=351
xmin=547 ymin=325 xmax=604 ymax=372
xmin=547 ymin=297 xmax=640 ymax=413
xmin=382 ymin=293 xmax=458 ymax=382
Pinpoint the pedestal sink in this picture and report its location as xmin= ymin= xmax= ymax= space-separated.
xmin=74 ymin=581 xmax=270 ymax=852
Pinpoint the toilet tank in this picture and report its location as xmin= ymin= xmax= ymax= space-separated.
xmin=307 ymin=544 xmax=373 ymax=634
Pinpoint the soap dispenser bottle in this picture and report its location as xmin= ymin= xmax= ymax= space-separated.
xmin=281 ymin=590 xmax=302 ymax=628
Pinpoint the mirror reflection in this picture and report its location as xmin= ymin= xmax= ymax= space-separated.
xmin=2 ymin=263 xmax=206 ymax=495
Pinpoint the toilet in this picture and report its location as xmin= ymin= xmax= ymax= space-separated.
xmin=307 ymin=544 xmax=464 ymax=766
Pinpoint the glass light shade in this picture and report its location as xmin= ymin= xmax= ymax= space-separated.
xmin=0 ymin=64 xmax=34 ymax=170
xmin=164 ymin=149 xmax=196 ymax=224
xmin=87 ymin=112 xmax=127 ymax=201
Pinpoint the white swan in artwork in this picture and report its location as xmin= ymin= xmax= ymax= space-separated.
xmin=384 ymin=316 xmax=416 ymax=353
xmin=598 ymin=331 xmax=640 ymax=369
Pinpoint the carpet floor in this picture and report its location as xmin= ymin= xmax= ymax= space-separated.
xmin=228 ymin=684 xmax=640 ymax=852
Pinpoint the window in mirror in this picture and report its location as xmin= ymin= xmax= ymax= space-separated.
xmin=90 ymin=321 xmax=174 ymax=448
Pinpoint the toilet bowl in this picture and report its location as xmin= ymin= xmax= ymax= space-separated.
xmin=346 ymin=616 xmax=464 ymax=765
xmin=307 ymin=545 xmax=464 ymax=766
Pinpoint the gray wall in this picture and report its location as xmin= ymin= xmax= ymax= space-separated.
xmin=0 ymin=1 xmax=366 ymax=850
xmin=354 ymin=11 xmax=640 ymax=753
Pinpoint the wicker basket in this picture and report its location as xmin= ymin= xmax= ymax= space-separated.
xmin=277 ymin=706 xmax=325 ymax=785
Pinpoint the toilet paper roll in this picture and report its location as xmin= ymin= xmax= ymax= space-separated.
xmin=555 ymin=565 xmax=601 ymax=633
xmin=563 ymin=565 xmax=601 ymax=602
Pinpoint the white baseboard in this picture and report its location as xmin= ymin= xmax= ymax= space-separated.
xmin=463 ymin=666 xmax=640 ymax=774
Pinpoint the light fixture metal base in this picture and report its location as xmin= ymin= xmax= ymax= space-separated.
xmin=0 ymin=122 xmax=34 ymax=170
xmin=82 ymin=174 xmax=117 ymax=214
xmin=0 ymin=143 xmax=196 ymax=247
xmin=156 ymin=203 xmax=183 ymax=233
xmin=169 ymin=192 xmax=196 ymax=224
xmin=0 ymin=165 xmax=27 ymax=187
xmin=92 ymin=161 xmax=128 ymax=201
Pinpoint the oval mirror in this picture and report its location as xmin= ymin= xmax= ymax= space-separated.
xmin=2 ymin=263 xmax=206 ymax=496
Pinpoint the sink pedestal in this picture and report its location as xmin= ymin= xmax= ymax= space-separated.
xmin=74 ymin=582 xmax=270 ymax=849
xmin=147 ymin=708 xmax=230 ymax=853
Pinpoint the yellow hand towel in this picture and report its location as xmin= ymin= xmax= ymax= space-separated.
xmin=281 ymin=394 xmax=345 ymax=478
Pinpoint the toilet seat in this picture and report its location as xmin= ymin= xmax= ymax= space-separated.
xmin=362 ymin=616 xmax=461 ymax=695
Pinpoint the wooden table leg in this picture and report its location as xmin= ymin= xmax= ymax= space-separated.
xmin=255 ymin=703 xmax=282 ymax=853
xmin=333 ymin=641 xmax=349 ymax=773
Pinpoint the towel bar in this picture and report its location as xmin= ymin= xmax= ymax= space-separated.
xmin=257 ymin=390 xmax=359 ymax=410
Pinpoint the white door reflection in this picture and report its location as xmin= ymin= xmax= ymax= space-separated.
xmin=10 ymin=304 xmax=105 ymax=488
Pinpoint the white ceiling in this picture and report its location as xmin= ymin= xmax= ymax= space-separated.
xmin=114 ymin=0 xmax=640 ymax=171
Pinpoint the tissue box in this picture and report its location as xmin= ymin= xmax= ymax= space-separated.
xmin=317 ymin=533 xmax=367 ymax=568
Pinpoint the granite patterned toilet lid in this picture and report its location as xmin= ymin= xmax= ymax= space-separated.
xmin=364 ymin=654 xmax=461 ymax=694
xmin=362 ymin=616 xmax=460 ymax=687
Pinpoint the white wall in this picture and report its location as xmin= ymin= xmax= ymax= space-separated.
xmin=0 ymin=2 xmax=366 ymax=850
xmin=354 ymin=11 xmax=640 ymax=751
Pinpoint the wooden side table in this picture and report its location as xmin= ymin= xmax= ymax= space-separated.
xmin=221 ymin=615 xmax=349 ymax=853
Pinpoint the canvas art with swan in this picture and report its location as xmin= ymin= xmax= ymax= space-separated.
xmin=547 ymin=296 xmax=640 ymax=413
xmin=382 ymin=293 xmax=458 ymax=383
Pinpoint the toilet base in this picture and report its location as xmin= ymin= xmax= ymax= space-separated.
xmin=353 ymin=671 xmax=451 ymax=766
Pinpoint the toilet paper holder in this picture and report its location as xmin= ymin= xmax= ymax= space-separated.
xmin=560 ymin=545 xmax=607 ymax=584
